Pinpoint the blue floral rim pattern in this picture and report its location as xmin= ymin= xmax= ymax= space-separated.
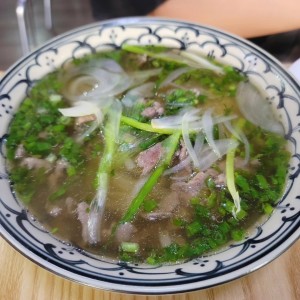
xmin=0 ymin=18 xmax=299 ymax=294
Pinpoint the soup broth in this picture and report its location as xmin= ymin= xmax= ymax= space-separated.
xmin=6 ymin=46 xmax=290 ymax=264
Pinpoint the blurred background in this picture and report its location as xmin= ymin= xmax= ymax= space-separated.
xmin=1 ymin=0 xmax=300 ymax=71
xmin=0 ymin=0 xmax=93 ymax=70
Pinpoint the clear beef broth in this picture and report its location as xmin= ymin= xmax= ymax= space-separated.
xmin=6 ymin=47 xmax=290 ymax=264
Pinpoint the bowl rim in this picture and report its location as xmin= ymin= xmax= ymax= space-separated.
xmin=0 ymin=16 xmax=300 ymax=294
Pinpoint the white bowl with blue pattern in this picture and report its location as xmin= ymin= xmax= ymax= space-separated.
xmin=0 ymin=17 xmax=299 ymax=294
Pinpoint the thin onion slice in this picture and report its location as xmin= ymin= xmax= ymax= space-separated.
xmin=224 ymin=120 xmax=250 ymax=166
xmin=194 ymin=132 xmax=205 ymax=154
xmin=122 ymin=82 xmax=155 ymax=107
xmin=164 ymin=156 xmax=191 ymax=175
xmin=151 ymin=110 xmax=237 ymax=131
xmin=182 ymin=110 xmax=202 ymax=168
xmin=150 ymin=50 xmax=222 ymax=73
xmin=151 ymin=109 xmax=200 ymax=129
xmin=76 ymin=121 xmax=99 ymax=143
xmin=61 ymin=58 xmax=133 ymax=104
xmin=130 ymin=68 xmax=162 ymax=85
xmin=236 ymin=82 xmax=284 ymax=135
xmin=58 ymin=101 xmax=103 ymax=124
xmin=160 ymin=67 xmax=193 ymax=87
xmin=179 ymin=51 xmax=224 ymax=74
xmin=202 ymin=109 xmax=221 ymax=158
xmin=197 ymin=139 xmax=239 ymax=171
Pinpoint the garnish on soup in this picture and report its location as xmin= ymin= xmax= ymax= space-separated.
xmin=5 ymin=46 xmax=290 ymax=264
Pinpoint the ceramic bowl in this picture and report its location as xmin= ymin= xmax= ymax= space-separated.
xmin=0 ymin=17 xmax=299 ymax=294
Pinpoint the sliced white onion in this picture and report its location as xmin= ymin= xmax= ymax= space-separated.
xmin=83 ymin=71 xmax=132 ymax=99
xmin=182 ymin=110 xmax=201 ymax=168
xmin=183 ymin=114 xmax=237 ymax=131
xmin=151 ymin=50 xmax=222 ymax=72
xmin=110 ymin=99 xmax=123 ymax=142
xmin=151 ymin=108 xmax=200 ymax=129
xmin=224 ymin=121 xmax=250 ymax=166
xmin=151 ymin=109 xmax=236 ymax=132
xmin=179 ymin=51 xmax=224 ymax=74
xmin=130 ymin=68 xmax=162 ymax=85
xmin=197 ymin=139 xmax=239 ymax=171
xmin=164 ymin=156 xmax=191 ymax=175
xmin=194 ymin=132 xmax=205 ymax=154
xmin=62 ymin=58 xmax=132 ymax=104
xmin=160 ymin=67 xmax=193 ymax=87
xmin=94 ymin=58 xmax=124 ymax=73
xmin=202 ymin=109 xmax=221 ymax=158
xmin=76 ymin=121 xmax=99 ymax=143
xmin=122 ymin=82 xmax=155 ymax=107
xmin=212 ymin=114 xmax=238 ymax=125
xmin=58 ymin=101 xmax=103 ymax=124
xmin=236 ymin=82 xmax=284 ymax=135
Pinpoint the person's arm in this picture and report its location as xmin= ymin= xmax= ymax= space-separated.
xmin=149 ymin=0 xmax=300 ymax=38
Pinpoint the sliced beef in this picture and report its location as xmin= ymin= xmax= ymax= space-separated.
xmin=48 ymin=206 xmax=62 ymax=217
xmin=65 ymin=197 xmax=76 ymax=213
xmin=171 ymin=168 xmax=223 ymax=199
xmin=15 ymin=144 xmax=26 ymax=159
xmin=142 ymin=191 xmax=179 ymax=221
xmin=178 ymin=141 xmax=188 ymax=161
xmin=141 ymin=101 xmax=164 ymax=119
xmin=171 ymin=171 xmax=208 ymax=198
xmin=115 ymin=222 xmax=137 ymax=243
xmin=75 ymin=114 xmax=96 ymax=125
xmin=48 ymin=159 xmax=69 ymax=189
xmin=21 ymin=157 xmax=52 ymax=170
xmin=136 ymin=142 xmax=163 ymax=175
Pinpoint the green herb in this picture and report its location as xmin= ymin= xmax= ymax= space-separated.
xmin=143 ymin=199 xmax=158 ymax=213
xmin=165 ymin=89 xmax=207 ymax=114
xmin=120 ymin=242 xmax=139 ymax=253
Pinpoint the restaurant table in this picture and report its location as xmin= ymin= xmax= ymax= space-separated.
xmin=1 ymin=31 xmax=300 ymax=299
xmin=0 ymin=237 xmax=299 ymax=299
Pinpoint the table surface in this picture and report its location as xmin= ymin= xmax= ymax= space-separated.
xmin=0 ymin=44 xmax=300 ymax=300
xmin=0 ymin=237 xmax=299 ymax=300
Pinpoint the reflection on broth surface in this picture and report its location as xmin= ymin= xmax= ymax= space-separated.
xmin=6 ymin=46 xmax=290 ymax=264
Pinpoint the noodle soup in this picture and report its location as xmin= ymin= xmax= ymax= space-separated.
xmin=5 ymin=46 xmax=290 ymax=264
